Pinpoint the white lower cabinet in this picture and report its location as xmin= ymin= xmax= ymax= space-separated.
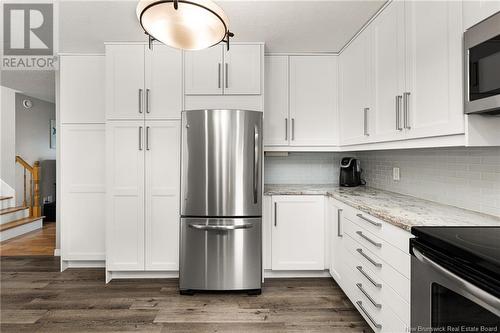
xmin=106 ymin=120 xmax=180 ymax=274
xmin=271 ymin=196 xmax=325 ymax=270
xmin=328 ymin=198 xmax=343 ymax=284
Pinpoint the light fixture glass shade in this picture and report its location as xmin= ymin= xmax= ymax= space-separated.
xmin=137 ymin=0 xmax=230 ymax=50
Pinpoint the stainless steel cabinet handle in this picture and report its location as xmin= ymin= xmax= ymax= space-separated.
xmin=356 ymin=231 xmax=382 ymax=248
xmin=274 ymin=202 xmax=277 ymax=227
xmin=357 ymin=248 xmax=382 ymax=268
xmin=356 ymin=301 xmax=382 ymax=329
xmin=396 ymin=95 xmax=402 ymax=130
xmin=285 ymin=118 xmax=288 ymax=141
xmin=413 ymin=247 xmax=500 ymax=316
xmin=138 ymin=89 xmax=143 ymax=114
xmin=356 ymin=266 xmax=382 ymax=288
xmin=337 ymin=209 xmax=343 ymax=237
xmin=146 ymin=89 xmax=150 ymax=114
xmin=189 ymin=224 xmax=253 ymax=231
xmin=146 ymin=126 xmax=150 ymax=150
xmin=291 ymin=118 xmax=295 ymax=141
xmin=356 ymin=283 xmax=382 ymax=309
xmin=138 ymin=126 xmax=143 ymax=151
xmin=225 ymin=63 xmax=229 ymax=88
xmin=356 ymin=213 xmax=382 ymax=227
xmin=363 ymin=108 xmax=369 ymax=136
xmin=218 ymin=63 xmax=222 ymax=89
xmin=253 ymin=125 xmax=259 ymax=204
xmin=403 ymin=92 xmax=411 ymax=129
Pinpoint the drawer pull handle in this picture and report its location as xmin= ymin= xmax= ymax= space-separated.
xmin=356 ymin=266 xmax=382 ymax=288
xmin=356 ymin=301 xmax=382 ymax=329
xmin=357 ymin=248 xmax=382 ymax=268
xmin=357 ymin=283 xmax=382 ymax=309
xmin=356 ymin=231 xmax=382 ymax=248
xmin=356 ymin=214 xmax=382 ymax=227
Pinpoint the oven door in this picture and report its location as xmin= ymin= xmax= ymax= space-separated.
xmin=464 ymin=12 xmax=500 ymax=114
xmin=411 ymin=245 xmax=500 ymax=331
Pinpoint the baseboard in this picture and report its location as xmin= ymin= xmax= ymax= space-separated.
xmin=54 ymin=249 xmax=60 ymax=256
xmin=106 ymin=270 xmax=179 ymax=283
xmin=264 ymin=269 xmax=331 ymax=278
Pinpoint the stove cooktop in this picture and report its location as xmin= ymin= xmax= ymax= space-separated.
xmin=411 ymin=226 xmax=500 ymax=296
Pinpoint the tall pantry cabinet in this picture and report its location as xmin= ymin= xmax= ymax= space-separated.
xmin=105 ymin=43 xmax=182 ymax=279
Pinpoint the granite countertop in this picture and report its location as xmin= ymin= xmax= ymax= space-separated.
xmin=264 ymin=184 xmax=500 ymax=231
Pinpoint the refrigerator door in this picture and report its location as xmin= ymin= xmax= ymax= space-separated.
xmin=181 ymin=109 xmax=263 ymax=217
xmin=179 ymin=217 xmax=262 ymax=291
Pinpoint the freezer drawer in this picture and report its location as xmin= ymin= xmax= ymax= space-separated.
xmin=180 ymin=217 xmax=262 ymax=291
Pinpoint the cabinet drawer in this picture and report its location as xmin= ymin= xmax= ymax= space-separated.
xmin=343 ymin=217 xmax=410 ymax=278
xmin=341 ymin=206 xmax=412 ymax=253
xmin=343 ymin=233 xmax=410 ymax=302
xmin=339 ymin=256 xmax=408 ymax=332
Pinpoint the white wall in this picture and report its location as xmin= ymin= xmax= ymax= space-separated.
xmin=1 ymin=86 xmax=17 ymax=192
xmin=15 ymin=93 xmax=56 ymax=206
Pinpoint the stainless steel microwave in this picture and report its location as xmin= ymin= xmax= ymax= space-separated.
xmin=464 ymin=11 xmax=500 ymax=114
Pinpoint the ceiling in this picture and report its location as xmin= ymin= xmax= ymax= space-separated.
xmin=59 ymin=0 xmax=386 ymax=53
xmin=2 ymin=0 xmax=386 ymax=102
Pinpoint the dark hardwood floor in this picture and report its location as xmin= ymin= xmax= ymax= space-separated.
xmin=0 ymin=256 xmax=373 ymax=332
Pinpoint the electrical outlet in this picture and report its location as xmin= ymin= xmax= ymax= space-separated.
xmin=393 ymin=167 xmax=400 ymax=181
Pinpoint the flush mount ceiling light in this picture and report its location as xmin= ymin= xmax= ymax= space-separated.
xmin=136 ymin=0 xmax=234 ymax=51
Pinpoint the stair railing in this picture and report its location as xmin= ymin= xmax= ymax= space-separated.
xmin=15 ymin=156 xmax=41 ymax=218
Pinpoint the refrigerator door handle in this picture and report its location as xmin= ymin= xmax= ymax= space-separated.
xmin=189 ymin=223 xmax=254 ymax=231
xmin=253 ymin=125 xmax=259 ymax=204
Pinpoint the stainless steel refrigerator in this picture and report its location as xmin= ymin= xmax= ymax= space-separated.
xmin=179 ymin=109 xmax=263 ymax=294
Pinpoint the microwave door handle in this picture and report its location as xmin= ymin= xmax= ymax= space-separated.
xmin=471 ymin=61 xmax=479 ymax=87
xmin=413 ymin=247 xmax=500 ymax=317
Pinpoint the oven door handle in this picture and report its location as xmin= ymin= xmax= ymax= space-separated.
xmin=189 ymin=224 xmax=253 ymax=231
xmin=413 ymin=247 xmax=500 ymax=316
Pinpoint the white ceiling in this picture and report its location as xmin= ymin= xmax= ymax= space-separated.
xmin=3 ymin=0 xmax=386 ymax=102
xmin=59 ymin=0 xmax=386 ymax=53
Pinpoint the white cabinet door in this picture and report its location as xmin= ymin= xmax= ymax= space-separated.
xmin=339 ymin=31 xmax=371 ymax=145
xmin=264 ymin=56 xmax=289 ymax=146
xmin=404 ymin=0 xmax=464 ymax=139
xmin=106 ymin=121 xmax=145 ymax=271
xmin=223 ymin=44 xmax=262 ymax=95
xmin=106 ymin=44 xmax=145 ymax=120
xmin=184 ymin=46 xmax=224 ymax=95
xmin=145 ymin=121 xmax=180 ymax=271
xmin=371 ymin=1 xmax=406 ymax=142
xmin=60 ymin=124 xmax=105 ymax=261
xmin=328 ymin=199 xmax=343 ymax=284
xmin=463 ymin=0 xmax=500 ymax=30
xmin=289 ymin=56 xmax=338 ymax=146
xmin=271 ymin=196 xmax=325 ymax=270
xmin=145 ymin=45 xmax=183 ymax=119
xmin=60 ymin=55 xmax=105 ymax=124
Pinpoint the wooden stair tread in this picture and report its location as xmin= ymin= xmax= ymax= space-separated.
xmin=0 ymin=196 xmax=13 ymax=201
xmin=0 ymin=206 xmax=28 ymax=215
xmin=0 ymin=216 xmax=44 ymax=232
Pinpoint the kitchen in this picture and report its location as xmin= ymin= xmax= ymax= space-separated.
xmin=1 ymin=0 xmax=500 ymax=332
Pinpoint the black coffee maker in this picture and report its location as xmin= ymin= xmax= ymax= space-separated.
xmin=339 ymin=157 xmax=363 ymax=187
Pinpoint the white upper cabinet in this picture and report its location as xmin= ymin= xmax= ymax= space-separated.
xmin=145 ymin=45 xmax=183 ymax=119
xmin=264 ymin=56 xmax=289 ymax=146
xmin=404 ymin=0 xmax=464 ymax=139
xmin=184 ymin=46 xmax=224 ymax=95
xmin=59 ymin=55 xmax=105 ymax=124
xmin=106 ymin=43 xmax=183 ymax=120
xmin=106 ymin=45 xmax=145 ymax=120
xmin=184 ymin=43 xmax=262 ymax=95
xmin=271 ymin=196 xmax=325 ymax=271
xmin=289 ymin=56 xmax=338 ymax=146
xmin=463 ymin=0 xmax=500 ymax=30
xmin=224 ymin=44 xmax=262 ymax=95
xmin=371 ymin=1 xmax=405 ymax=142
xmin=145 ymin=121 xmax=180 ymax=271
xmin=106 ymin=121 xmax=145 ymax=271
xmin=339 ymin=30 xmax=372 ymax=145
